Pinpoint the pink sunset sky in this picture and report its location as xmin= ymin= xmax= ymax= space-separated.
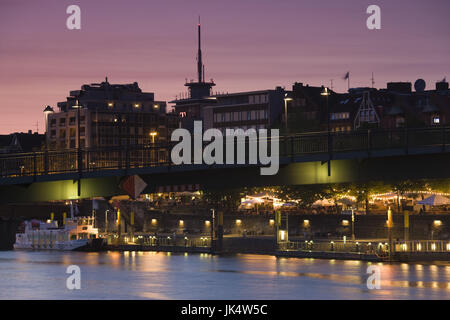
xmin=0 ymin=0 xmax=449 ymax=134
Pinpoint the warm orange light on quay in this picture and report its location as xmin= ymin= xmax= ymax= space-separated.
xmin=433 ymin=220 xmax=442 ymax=227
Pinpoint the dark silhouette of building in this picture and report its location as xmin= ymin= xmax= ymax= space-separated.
xmin=289 ymin=82 xmax=336 ymax=133
xmin=0 ymin=131 xmax=45 ymax=154
xmin=325 ymin=79 xmax=450 ymax=132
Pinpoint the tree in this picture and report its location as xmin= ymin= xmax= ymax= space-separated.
xmin=275 ymin=184 xmax=330 ymax=208
xmin=390 ymin=180 xmax=426 ymax=212
xmin=347 ymin=181 xmax=390 ymax=214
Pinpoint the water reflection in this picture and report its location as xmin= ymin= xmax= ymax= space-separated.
xmin=0 ymin=251 xmax=449 ymax=299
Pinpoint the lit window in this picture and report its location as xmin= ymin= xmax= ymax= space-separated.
xmin=433 ymin=117 xmax=440 ymax=124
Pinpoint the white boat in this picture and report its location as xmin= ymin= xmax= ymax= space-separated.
xmin=14 ymin=216 xmax=100 ymax=251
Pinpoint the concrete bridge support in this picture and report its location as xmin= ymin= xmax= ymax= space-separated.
xmin=0 ymin=218 xmax=20 ymax=250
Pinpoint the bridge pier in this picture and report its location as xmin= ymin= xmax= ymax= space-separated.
xmin=0 ymin=218 xmax=20 ymax=250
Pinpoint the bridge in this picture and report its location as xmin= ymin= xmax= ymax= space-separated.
xmin=0 ymin=126 xmax=449 ymax=203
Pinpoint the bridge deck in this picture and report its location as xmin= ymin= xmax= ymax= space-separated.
xmin=1 ymin=127 xmax=449 ymax=186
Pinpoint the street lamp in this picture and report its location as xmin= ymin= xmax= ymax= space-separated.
xmin=321 ymin=87 xmax=331 ymax=176
xmin=149 ymin=131 xmax=158 ymax=164
xmin=73 ymin=100 xmax=83 ymax=196
xmin=351 ymin=208 xmax=355 ymax=240
xmin=321 ymin=87 xmax=331 ymax=131
xmin=387 ymin=206 xmax=393 ymax=258
xmin=149 ymin=131 xmax=158 ymax=144
xmin=283 ymin=93 xmax=292 ymax=133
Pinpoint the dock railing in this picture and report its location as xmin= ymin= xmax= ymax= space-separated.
xmin=139 ymin=235 xmax=211 ymax=248
xmin=278 ymin=240 xmax=389 ymax=256
xmin=279 ymin=239 xmax=450 ymax=256
xmin=394 ymin=240 xmax=450 ymax=253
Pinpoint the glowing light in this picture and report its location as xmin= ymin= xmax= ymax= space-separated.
xmin=269 ymin=219 xmax=275 ymax=226
xmin=179 ymin=220 xmax=184 ymax=227
xmin=151 ymin=219 xmax=157 ymax=226
xmin=342 ymin=219 xmax=349 ymax=226
xmin=303 ymin=219 xmax=310 ymax=227
xmin=321 ymin=87 xmax=330 ymax=96
xmin=205 ymin=220 xmax=211 ymax=226
xmin=433 ymin=220 xmax=442 ymax=227
xmin=416 ymin=243 xmax=422 ymax=251
xmin=235 ymin=219 xmax=242 ymax=226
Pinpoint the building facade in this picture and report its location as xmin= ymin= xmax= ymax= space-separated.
xmin=45 ymin=79 xmax=179 ymax=151
xmin=203 ymin=87 xmax=286 ymax=133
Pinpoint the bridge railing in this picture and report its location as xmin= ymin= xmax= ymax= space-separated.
xmin=0 ymin=144 xmax=171 ymax=178
xmin=283 ymin=126 xmax=449 ymax=157
xmin=0 ymin=126 xmax=449 ymax=179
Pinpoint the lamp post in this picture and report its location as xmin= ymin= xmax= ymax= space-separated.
xmin=73 ymin=100 xmax=83 ymax=197
xmin=387 ymin=206 xmax=393 ymax=258
xmin=150 ymin=131 xmax=158 ymax=144
xmin=149 ymin=131 xmax=158 ymax=164
xmin=321 ymin=87 xmax=331 ymax=176
xmin=105 ymin=209 xmax=109 ymax=233
xmin=351 ymin=208 xmax=355 ymax=240
xmin=283 ymin=94 xmax=292 ymax=133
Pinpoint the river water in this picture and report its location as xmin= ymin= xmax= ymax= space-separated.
xmin=0 ymin=250 xmax=449 ymax=299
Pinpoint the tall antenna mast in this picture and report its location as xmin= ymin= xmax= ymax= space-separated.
xmin=197 ymin=16 xmax=203 ymax=83
xmin=371 ymin=72 xmax=375 ymax=88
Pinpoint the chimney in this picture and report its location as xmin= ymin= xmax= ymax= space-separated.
xmin=436 ymin=81 xmax=449 ymax=91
